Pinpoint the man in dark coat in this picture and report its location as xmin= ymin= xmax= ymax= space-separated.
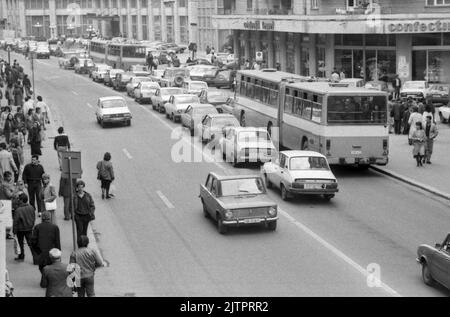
xmin=392 ymin=75 xmax=402 ymax=99
xmin=40 ymin=248 xmax=73 ymax=297
xmin=13 ymin=193 xmax=37 ymax=261
xmin=32 ymin=211 xmax=61 ymax=273
xmin=73 ymin=180 xmax=95 ymax=240
xmin=22 ymin=155 xmax=45 ymax=215
xmin=391 ymin=99 xmax=404 ymax=134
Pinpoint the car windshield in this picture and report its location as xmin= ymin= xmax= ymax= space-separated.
xmin=162 ymin=88 xmax=184 ymax=96
xmin=102 ymin=99 xmax=126 ymax=108
xmin=404 ymin=82 xmax=426 ymax=89
xmin=430 ymin=85 xmax=449 ymax=93
xmin=220 ymin=178 xmax=266 ymax=196
xmin=289 ymin=157 xmax=330 ymax=170
xmin=190 ymin=82 xmax=208 ymax=90
xmin=208 ymin=93 xmax=228 ymax=103
xmin=238 ymin=130 xmax=270 ymax=142
xmin=193 ymin=107 xmax=216 ymax=116
xmin=175 ymin=96 xmax=200 ymax=104
xmin=327 ymin=96 xmax=387 ymax=125
xmin=211 ymin=117 xmax=239 ymax=127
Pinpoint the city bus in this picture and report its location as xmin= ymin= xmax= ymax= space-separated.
xmin=89 ymin=39 xmax=146 ymax=69
xmin=232 ymin=69 xmax=389 ymax=167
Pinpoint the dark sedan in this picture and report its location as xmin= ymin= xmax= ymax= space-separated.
xmin=417 ymin=233 xmax=450 ymax=290
xmin=427 ymin=84 xmax=450 ymax=106
xmin=113 ymin=72 xmax=133 ymax=91
xmin=199 ymin=90 xmax=234 ymax=114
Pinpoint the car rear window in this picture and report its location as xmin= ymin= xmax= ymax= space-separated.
xmin=102 ymin=100 xmax=126 ymax=108
xmin=290 ymin=157 xmax=330 ymax=170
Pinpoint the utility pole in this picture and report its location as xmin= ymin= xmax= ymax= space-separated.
xmin=30 ymin=51 xmax=36 ymax=100
xmin=0 ymin=201 xmax=5 ymax=298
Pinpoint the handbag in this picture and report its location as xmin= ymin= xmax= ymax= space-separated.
xmin=45 ymin=200 xmax=57 ymax=211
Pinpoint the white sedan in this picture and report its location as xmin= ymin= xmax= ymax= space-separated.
xmin=438 ymin=105 xmax=450 ymax=124
xmin=261 ymin=151 xmax=338 ymax=201
xmin=134 ymin=82 xmax=160 ymax=104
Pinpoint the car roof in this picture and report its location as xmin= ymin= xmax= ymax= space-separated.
xmin=174 ymin=94 xmax=199 ymax=98
xmin=280 ymin=150 xmax=327 ymax=159
xmin=209 ymin=172 xmax=263 ymax=181
xmin=99 ymin=96 xmax=125 ymax=102
xmin=340 ymin=78 xmax=364 ymax=82
xmin=187 ymin=103 xmax=213 ymax=108
xmin=161 ymin=87 xmax=184 ymax=91
xmin=230 ymin=127 xmax=269 ymax=132
xmin=187 ymin=80 xmax=208 ymax=84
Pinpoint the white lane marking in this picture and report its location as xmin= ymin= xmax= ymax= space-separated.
xmin=86 ymin=102 xmax=93 ymax=108
xmin=278 ymin=209 xmax=401 ymax=297
xmin=122 ymin=148 xmax=133 ymax=159
xmin=72 ymin=91 xmax=79 ymax=95
xmin=156 ymin=190 xmax=175 ymax=209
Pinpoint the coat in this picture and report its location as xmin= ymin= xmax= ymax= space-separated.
xmin=96 ymin=160 xmax=114 ymax=181
xmin=412 ymin=129 xmax=425 ymax=156
xmin=58 ymin=177 xmax=77 ymax=198
xmin=40 ymin=184 xmax=57 ymax=211
xmin=424 ymin=122 xmax=438 ymax=140
xmin=0 ymin=149 xmax=18 ymax=177
xmin=13 ymin=203 xmax=36 ymax=234
xmin=32 ymin=221 xmax=61 ymax=267
xmin=408 ymin=112 xmax=423 ymax=139
xmin=40 ymin=261 xmax=73 ymax=297
xmin=391 ymin=103 xmax=404 ymax=120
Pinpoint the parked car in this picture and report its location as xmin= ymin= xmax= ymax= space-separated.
xmin=199 ymin=90 xmax=234 ymax=114
xmin=182 ymin=80 xmax=209 ymax=96
xmin=128 ymin=64 xmax=150 ymax=77
xmin=112 ymin=72 xmax=134 ymax=91
xmin=74 ymin=58 xmax=95 ymax=74
xmin=91 ymin=64 xmax=112 ymax=82
xmin=134 ymin=81 xmax=161 ymax=104
xmin=186 ymin=58 xmax=213 ymax=67
xmin=427 ymin=84 xmax=450 ymax=106
xmin=261 ymin=151 xmax=338 ymax=201
xmin=438 ymin=104 xmax=450 ymax=123
xmin=58 ymin=54 xmax=79 ymax=69
xmin=189 ymin=66 xmax=220 ymax=81
xmin=199 ymin=113 xmax=240 ymax=144
xmin=95 ymin=96 xmax=132 ymax=128
xmin=400 ymin=81 xmax=430 ymax=100
xmin=126 ymin=76 xmax=152 ymax=97
xmin=149 ymin=69 xmax=165 ymax=83
xmin=151 ymin=87 xmax=185 ymax=112
xmin=159 ymin=67 xmax=190 ymax=88
xmin=181 ymin=104 xmax=218 ymax=136
xmin=220 ymin=127 xmax=277 ymax=167
xmin=164 ymin=94 xmax=201 ymax=122
xmin=35 ymin=45 xmax=50 ymax=59
xmin=104 ymin=68 xmax=125 ymax=86
xmin=416 ymin=233 xmax=450 ymax=290
xmin=204 ymin=70 xmax=236 ymax=89
xmin=199 ymin=172 xmax=278 ymax=234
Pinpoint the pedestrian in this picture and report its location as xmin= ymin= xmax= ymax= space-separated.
xmin=69 ymin=235 xmax=107 ymax=297
xmin=146 ymin=52 xmax=154 ymax=71
xmin=40 ymin=174 xmax=57 ymax=225
xmin=4 ymin=113 xmax=16 ymax=144
xmin=5 ymin=83 xmax=14 ymax=106
xmin=391 ymin=99 xmax=404 ymax=135
xmin=205 ymin=45 xmax=211 ymax=55
xmin=1 ymin=171 xmax=14 ymax=240
xmin=29 ymin=121 xmax=42 ymax=156
xmin=10 ymin=140 xmax=22 ymax=183
xmin=411 ymin=121 xmax=425 ymax=167
xmin=22 ymin=74 xmax=31 ymax=98
xmin=40 ymin=248 xmax=73 ymax=297
xmin=35 ymin=107 xmax=46 ymax=141
xmin=36 ymin=96 xmax=50 ymax=124
xmin=211 ymin=47 xmax=215 ymax=55
xmin=96 ymin=152 xmax=115 ymax=199
xmin=408 ymin=106 xmax=423 ymax=145
xmin=22 ymin=155 xmax=45 ymax=216
xmin=392 ymin=74 xmax=402 ymax=99
xmin=331 ymin=68 xmax=340 ymax=82
xmin=13 ymin=83 xmax=23 ymax=108
xmin=402 ymin=104 xmax=411 ymax=136
xmin=53 ymin=127 xmax=70 ymax=170
xmin=253 ymin=61 xmax=260 ymax=71
xmin=12 ymin=193 xmax=37 ymax=262
xmin=0 ymin=142 xmax=18 ymax=182
xmin=31 ymin=211 xmax=61 ymax=273
xmin=13 ymin=107 xmax=26 ymax=135
xmin=244 ymin=59 xmax=251 ymax=70
xmin=172 ymin=55 xmax=180 ymax=68
xmin=339 ymin=69 xmax=346 ymax=80
xmin=417 ymin=101 xmax=425 ymax=114
xmin=73 ymin=180 xmax=95 ymax=241
xmin=23 ymin=96 xmax=35 ymax=117
xmin=423 ymin=115 xmax=438 ymax=164
xmin=422 ymin=104 xmax=434 ymax=125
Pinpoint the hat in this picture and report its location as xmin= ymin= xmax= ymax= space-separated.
xmin=49 ymin=248 xmax=61 ymax=259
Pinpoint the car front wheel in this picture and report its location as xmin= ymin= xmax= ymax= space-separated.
xmin=267 ymin=221 xmax=277 ymax=231
xmin=422 ymin=262 xmax=435 ymax=286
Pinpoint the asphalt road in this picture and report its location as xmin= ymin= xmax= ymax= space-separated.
xmin=11 ymin=51 xmax=450 ymax=297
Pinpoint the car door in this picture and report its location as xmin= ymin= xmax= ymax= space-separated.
xmin=166 ymin=96 xmax=174 ymax=113
xmin=210 ymin=178 xmax=221 ymax=220
xmin=95 ymin=99 xmax=101 ymax=119
xmin=431 ymin=246 xmax=450 ymax=288
xmin=271 ymin=153 xmax=285 ymax=188
xmin=200 ymin=174 xmax=214 ymax=216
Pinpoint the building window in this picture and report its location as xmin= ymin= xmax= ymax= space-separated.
xmin=180 ymin=16 xmax=188 ymax=44
xmin=412 ymin=33 xmax=442 ymax=46
xmin=311 ymin=0 xmax=319 ymax=9
xmin=95 ymin=0 xmax=101 ymax=8
xmin=140 ymin=0 xmax=147 ymax=8
xmin=152 ymin=0 xmax=160 ymax=8
xmin=121 ymin=0 xmax=127 ymax=8
xmin=121 ymin=15 xmax=127 ymax=36
xmin=111 ymin=0 xmax=117 ymax=7
xmin=142 ymin=16 xmax=148 ymax=40
xmin=130 ymin=0 xmax=137 ymax=8
xmin=247 ymin=0 xmax=253 ymax=11
xmin=426 ymin=0 xmax=450 ymax=5
xmin=166 ymin=16 xmax=174 ymax=42
xmin=132 ymin=15 xmax=137 ymax=39
xmin=154 ymin=15 xmax=161 ymax=40
xmin=179 ymin=0 xmax=187 ymax=7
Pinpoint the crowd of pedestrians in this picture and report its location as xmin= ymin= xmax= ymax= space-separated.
xmin=1 ymin=54 xmax=108 ymax=297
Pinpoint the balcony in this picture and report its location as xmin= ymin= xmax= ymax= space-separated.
xmin=217 ymin=7 xmax=293 ymax=15
xmin=335 ymin=5 xmax=392 ymax=15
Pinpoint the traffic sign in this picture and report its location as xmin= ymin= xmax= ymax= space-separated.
xmin=256 ymin=51 xmax=263 ymax=62
xmin=61 ymin=151 xmax=82 ymax=179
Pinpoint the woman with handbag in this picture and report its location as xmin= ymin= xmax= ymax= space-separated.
xmin=96 ymin=152 xmax=115 ymax=200
xmin=40 ymin=174 xmax=57 ymax=223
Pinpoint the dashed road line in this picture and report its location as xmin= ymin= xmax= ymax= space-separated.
xmin=122 ymin=148 xmax=133 ymax=159
xmin=156 ymin=190 xmax=175 ymax=209
xmin=72 ymin=90 xmax=79 ymax=95
xmin=86 ymin=102 xmax=93 ymax=108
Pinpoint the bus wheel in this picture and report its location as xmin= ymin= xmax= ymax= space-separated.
xmin=267 ymin=122 xmax=273 ymax=136
xmin=240 ymin=112 xmax=246 ymax=127
xmin=301 ymin=138 xmax=309 ymax=150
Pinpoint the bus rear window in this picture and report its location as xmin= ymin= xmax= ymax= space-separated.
xmin=327 ymin=96 xmax=387 ymax=124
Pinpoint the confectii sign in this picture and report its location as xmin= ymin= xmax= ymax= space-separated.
xmin=387 ymin=20 xmax=450 ymax=33
xmin=243 ymin=20 xmax=274 ymax=30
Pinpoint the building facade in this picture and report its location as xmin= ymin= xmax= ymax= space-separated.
xmin=213 ymin=0 xmax=450 ymax=83
xmin=1 ymin=0 xmax=222 ymax=47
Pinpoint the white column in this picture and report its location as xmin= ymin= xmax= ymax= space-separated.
xmin=18 ymin=0 xmax=26 ymax=37
xmin=127 ymin=1 xmax=132 ymax=39
xmin=173 ymin=1 xmax=180 ymax=44
xmin=161 ymin=0 xmax=167 ymax=42
xmin=309 ymin=34 xmax=317 ymax=77
xmin=148 ymin=3 xmax=154 ymax=41
xmin=137 ymin=0 xmax=142 ymax=40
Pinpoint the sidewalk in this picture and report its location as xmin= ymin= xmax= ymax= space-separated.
xmin=5 ymin=116 xmax=100 ymax=297
xmin=372 ymin=120 xmax=450 ymax=200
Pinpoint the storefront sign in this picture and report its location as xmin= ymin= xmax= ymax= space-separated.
xmin=398 ymin=56 xmax=409 ymax=78
xmin=388 ymin=20 xmax=450 ymax=33
xmin=243 ymin=20 xmax=274 ymax=31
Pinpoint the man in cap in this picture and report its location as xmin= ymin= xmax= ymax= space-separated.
xmin=40 ymin=248 xmax=73 ymax=297
xmin=32 ymin=211 xmax=61 ymax=273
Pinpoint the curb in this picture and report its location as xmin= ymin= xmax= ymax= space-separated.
xmin=370 ymin=166 xmax=450 ymax=201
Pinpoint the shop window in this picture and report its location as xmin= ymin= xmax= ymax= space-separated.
xmin=342 ymin=34 xmax=363 ymax=46
xmin=335 ymin=49 xmax=352 ymax=78
xmin=443 ymin=33 xmax=450 ymax=45
xmin=335 ymin=34 xmax=343 ymax=46
xmin=412 ymin=51 xmax=427 ymax=81
xmin=365 ymin=34 xmax=389 ymax=46
xmin=412 ymin=33 xmax=441 ymax=46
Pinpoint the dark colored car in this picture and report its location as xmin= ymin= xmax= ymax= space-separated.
xmin=199 ymin=172 xmax=278 ymax=234
xmin=427 ymin=84 xmax=450 ymax=106
xmin=74 ymin=58 xmax=95 ymax=74
xmin=417 ymin=233 xmax=450 ymax=290
xmin=186 ymin=58 xmax=213 ymax=67
xmin=203 ymin=70 xmax=236 ymax=89
xmin=113 ymin=72 xmax=133 ymax=91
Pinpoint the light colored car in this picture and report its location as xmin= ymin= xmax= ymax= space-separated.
xmin=74 ymin=58 xmax=94 ymax=74
xmin=35 ymin=45 xmax=50 ymax=59
xmin=134 ymin=81 xmax=161 ymax=104
xmin=151 ymin=87 xmax=185 ymax=112
xmin=129 ymin=64 xmax=150 ymax=77
xmin=104 ymin=68 xmax=124 ymax=86
xmin=199 ymin=90 xmax=234 ymax=114
xmin=182 ymin=80 xmax=209 ymax=96
xmin=91 ymin=64 xmax=112 ymax=82
xmin=438 ymin=105 xmax=450 ymax=123
xmin=199 ymin=113 xmax=240 ymax=144
xmin=400 ymin=81 xmax=430 ymax=100
xmin=164 ymin=94 xmax=200 ymax=122
xmin=261 ymin=150 xmax=338 ymax=201
xmin=427 ymin=84 xmax=450 ymax=105
xmin=149 ymin=69 xmax=165 ymax=83
xmin=95 ymin=96 xmax=132 ymax=128
xmin=199 ymin=172 xmax=278 ymax=234
xmin=220 ymin=127 xmax=277 ymax=167
xmin=126 ymin=76 xmax=152 ymax=97
xmin=181 ymin=104 xmax=218 ymax=136
xmin=189 ymin=65 xmax=219 ymax=81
